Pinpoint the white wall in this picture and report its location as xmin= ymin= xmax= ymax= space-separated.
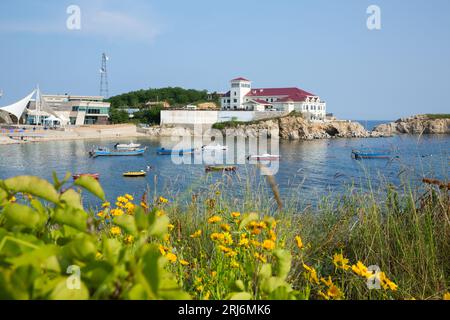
xmin=217 ymin=111 xmax=256 ymax=122
xmin=161 ymin=110 xmax=219 ymax=125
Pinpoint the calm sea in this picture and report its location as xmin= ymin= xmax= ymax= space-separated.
xmin=0 ymin=132 xmax=448 ymax=207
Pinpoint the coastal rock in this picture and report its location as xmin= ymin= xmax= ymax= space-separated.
xmin=373 ymin=115 xmax=450 ymax=135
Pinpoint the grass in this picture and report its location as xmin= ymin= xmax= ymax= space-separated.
xmin=425 ymin=114 xmax=450 ymax=120
xmin=149 ymin=174 xmax=450 ymax=300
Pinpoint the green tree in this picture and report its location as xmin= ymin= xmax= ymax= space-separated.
xmin=109 ymin=109 xmax=129 ymax=124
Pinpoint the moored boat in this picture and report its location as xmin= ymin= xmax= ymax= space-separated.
xmin=205 ymin=165 xmax=237 ymax=172
xmin=157 ymin=148 xmax=196 ymax=155
xmin=115 ymin=142 xmax=141 ymax=149
xmin=73 ymin=173 xmax=100 ymax=180
xmin=202 ymin=145 xmax=228 ymax=151
xmin=351 ymin=149 xmax=391 ymax=160
xmin=90 ymin=147 xmax=147 ymax=158
xmin=248 ymin=154 xmax=281 ymax=161
xmin=123 ymin=170 xmax=147 ymax=177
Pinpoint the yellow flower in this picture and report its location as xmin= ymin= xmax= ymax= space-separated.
xmin=254 ymin=252 xmax=267 ymax=263
xmin=204 ymin=291 xmax=211 ymax=300
xmin=333 ymin=253 xmax=350 ymax=271
xmin=318 ymin=291 xmax=330 ymax=300
xmin=124 ymin=202 xmax=136 ymax=214
xmin=111 ymin=208 xmax=124 ymax=217
xmin=156 ymin=210 xmax=166 ymax=217
xmin=159 ymin=196 xmax=169 ymax=204
xmin=444 ymin=292 xmax=450 ymax=300
xmin=222 ymin=232 xmax=233 ymax=245
xmin=180 ymin=259 xmax=189 ymax=266
xmin=102 ymin=202 xmax=111 ymax=208
xmin=231 ymin=212 xmax=241 ymax=218
xmin=97 ymin=211 xmax=105 ymax=218
xmin=378 ymin=272 xmax=398 ymax=291
xmin=163 ymin=234 xmax=170 ymax=242
xmin=190 ymin=230 xmax=202 ymax=238
xmin=117 ymin=196 xmax=129 ymax=204
xmin=211 ymin=233 xmax=225 ymax=242
xmin=327 ymin=285 xmax=343 ymax=299
xmin=211 ymin=271 xmax=217 ymax=277
xmin=351 ymin=261 xmax=371 ymax=278
xmin=125 ymin=194 xmax=134 ymax=201
xmin=124 ymin=235 xmax=134 ymax=244
xmin=220 ymin=224 xmax=231 ymax=232
xmin=230 ymin=260 xmax=240 ymax=268
xmin=96 ymin=252 xmax=103 ymax=260
xmin=166 ymin=252 xmax=177 ymax=263
xmin=208 ymin=216 xmax=222 ymax=224
xmin=140 ymin=201 xmax=148 ymax=209
xmin=159 ymin=245 xmax=169 ymax=256
xmin=196 ymin=285 xmax=204 ymax=292
xmin=218 ymin=245 xmax=232 ymax=254
xmin=268 ymin=229 xmax=277 ymax=241
xmin=262 ymin=239 xmax=275 ymax=251
xmin=320 ymin=276 xmax=333 ymax=287
xmin=250 ymin=240 xmax=261 ymax=247
xmin=110 ymin=226 xmax=121 ymax=236
xmin=295 ymin=236 xmax=304 ymax=250
xmin=239 ymin=237 xmax=249 ymax=247
xmin=9 ymin=196 xmax=17 ymax=203
xmin=168 ymin=224 xmax=175 ymax=231
xmin=302 ymin=263 xmax=319 ymax=284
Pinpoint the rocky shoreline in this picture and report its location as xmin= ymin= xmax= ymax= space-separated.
xmin=373 ymin=115 xmax=450 ymax=135
xmin=141 ymin=116 xmax=388 ymax=140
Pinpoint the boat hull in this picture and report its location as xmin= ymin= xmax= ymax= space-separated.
xmin=205 ymin=166 xmax=237 ymax=172
xmin=91 ymin=148 xmax=146 ymax=157
xmin=157 ymin=148 xmax=196 ymax=155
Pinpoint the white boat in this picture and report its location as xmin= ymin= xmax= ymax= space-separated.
xmin=115 ymin=143 xmax=141 ymax=149
xmin=248 ymin=154 xmax=281 ymax=161
xmin=202 ymin=144 xmax=228 ymax=151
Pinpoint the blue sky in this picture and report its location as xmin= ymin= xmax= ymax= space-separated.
xmin=0 ymin=0 xmax=449 ymax=120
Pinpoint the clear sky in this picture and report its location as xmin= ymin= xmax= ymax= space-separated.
xmin=0 ymin=0 xmax=449 ymax=120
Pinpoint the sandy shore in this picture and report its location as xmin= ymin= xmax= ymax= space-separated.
xmin=0 ymin=124 xmax=146 ymax=145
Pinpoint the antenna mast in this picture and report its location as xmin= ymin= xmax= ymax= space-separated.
xmin=100 ymin=53 xmax=109 ymax=99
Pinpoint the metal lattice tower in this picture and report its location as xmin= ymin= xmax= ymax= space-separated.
xmin=100 ymin=53 xmax=109 ymax=99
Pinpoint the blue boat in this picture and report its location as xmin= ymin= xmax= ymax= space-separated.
xmin=90 ymin=147 xmax=147 ymax=158
xmin=157 ymin=148 xmax=196 ymax=155
xmin=351 ymin=149 xmax=391 ymax=160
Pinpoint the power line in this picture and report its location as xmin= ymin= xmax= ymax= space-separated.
xmin=100 ymin=53 xmax=109 ymax=99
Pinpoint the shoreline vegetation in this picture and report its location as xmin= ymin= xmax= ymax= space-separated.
xmin=0 ymin=173 xmax=449 ymax=300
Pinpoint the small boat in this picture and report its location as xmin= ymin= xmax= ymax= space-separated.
xmin=202 ymin=145 xmax=228 ymax=151
xmin=73 ymin=173 xmax=100 ymax=181
xmin=90 ymin=147 xmax=147 ymax=158
xmin=157 ymin=148 xmax=196 ymax=155
xmin=248 ymin=154 xmax=281 ymax=161
xmin=205 ymin=165 xmax=237 ymax=172
xmin=351 ymin=150 xmax=391 ymax=160
xmin=123 ymin=170 xmax=147 ymax=177
xmin=115 ymin=142 xmax=141 ymax=149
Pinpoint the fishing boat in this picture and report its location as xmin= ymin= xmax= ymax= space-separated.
xmin=89 ymin=147 xmax=147 ymax=158
xmin=73 ymin=173 xmax=100 ymax=181
xmin=351 ymin=149 xmax=391 ymax=160
xmin=202 ymin=144 xmax=228 ymax=151
xmin=123 ymin=171 xmax=147 ymax=177
xmin=248 ymin=154 xmax=281 ymax=161
xmin=114 ymin=142 xmax=141 ymax=149
xmin=157 ymin=148 xmax=196 ymax=155
xmin=205 ymin=165 xmax=237 ymax=172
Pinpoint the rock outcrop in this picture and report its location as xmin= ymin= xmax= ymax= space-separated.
xmin=141 ymin=116 xmax=388 ymax=140
xmin=373 ymin=115 xmax=450 ymax=135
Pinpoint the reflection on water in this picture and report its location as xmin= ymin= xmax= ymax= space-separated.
xmin=0 ymin=135 xmax=448 ymax=207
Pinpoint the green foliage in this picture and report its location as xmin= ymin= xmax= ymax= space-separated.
xmin=425 ymin=114 xmax=450 ymax=119
xmin=109 ymin=109 xmax=130 ymax=124
xmin=0 ymin=175 xmax=189 ymax=300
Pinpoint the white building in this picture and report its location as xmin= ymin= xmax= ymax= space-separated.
xmin=221 ymin=77 xmax=326 ymax=121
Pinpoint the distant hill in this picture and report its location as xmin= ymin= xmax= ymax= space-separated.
xmin=107 ymin=87 xmax=221 ymax=109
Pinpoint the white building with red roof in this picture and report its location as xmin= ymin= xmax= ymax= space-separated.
xmin=221 ymin=78 xmax=326 ymax=121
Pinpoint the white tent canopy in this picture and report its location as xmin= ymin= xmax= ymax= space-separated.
xmin=0 ymin=90 xmax=36 ymax=121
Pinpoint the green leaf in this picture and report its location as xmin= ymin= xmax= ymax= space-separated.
xmin=74 ymin=176 xmax=105 ymax=201
xmin=134 ymin=207 xmax=149 ymax=231
xmin=238 ymin=212 xmax=259 ymax=230
xmin=141 ymin=246 xmax=164 ymax=295
xmin=49 ymin=277 xmax=90 ymax=300
xmin=59 ymin=189 xmax=83 ymax=210
xmin=53 ymin=206 xmax=88 ymax=232
xmin=273 ymin=249 xmax=292 ymax=280
xmin=102 ymin=238 xmax=122 ymax=265
xmin=113 ymin=215 xmax=138 ymax=236
xmin=148 ymin=214 xmax=170 ymax=239
xmin=3 ymin=176 xmax=59 ymax=203
xmin=64 ymin=236 xmax=97 ymax=262
xmin=7 ymin=245 xmax=61 ymax=273
xmin=228 ymin=292 xmax=252 ymax=300
xmin=258 ymin=263 xmax=272 ymax=280
xmin=234 ymin=280 xmax=246 ymax=292
xmin=127 ymin=284 xmax=148 ymax=300
xmin=3 ymin=203 xmax=46 ymax=229
xmin=0 ymin=187 xmax=8 ymax=206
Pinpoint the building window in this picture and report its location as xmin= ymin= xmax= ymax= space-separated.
xmin=234 ymin=99 xmax=238 ymax=103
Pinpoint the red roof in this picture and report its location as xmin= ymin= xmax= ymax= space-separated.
xmin=246 ymin=87 xmax=315 ymax=102
xmin=231 ymin=77 xmax=251 ymax=82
